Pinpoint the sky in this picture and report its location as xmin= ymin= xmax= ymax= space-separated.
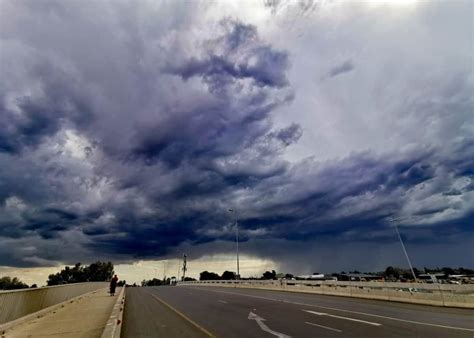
xmin=0 ymin=0 xmax=473 ymax=285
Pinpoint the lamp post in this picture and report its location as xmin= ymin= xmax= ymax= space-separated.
xmin=182 ymin=254 xmax=187 ymax=281
xmin=390 ymin=218 xmax=417 ymax=282
xmin=228 ymin=209 xmax=240 ymax=279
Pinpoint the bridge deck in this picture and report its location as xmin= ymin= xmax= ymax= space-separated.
xmin=122 ymin=285 xmax=474 ymax=338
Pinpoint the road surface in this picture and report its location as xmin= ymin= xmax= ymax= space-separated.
xmin=122 ymin=285 xmax=474 ymax=338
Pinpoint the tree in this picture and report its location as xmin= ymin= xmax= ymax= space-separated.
xmin=384 ymin=266 xmax=399 ymax=279
xmin=183 ymin=277 xmax=196 ymax=281
xmin=459 ymin=267 xmax=474 ymax=275
xmin=47 ymin=262 xmax=114 ymax=285
xmin=221 ymin=271 xmax=236 ymax=280
xmin=199 ymin=271 xmax=220 ymax=280
xmin=84 ymin=262 xmax=114 ymax=281
xmin=262 ymin=270 xmax=277 ymax=280
xmin=0 ymin=276 xmax=29 ymax=290
xmin=401 ymin=271 xmax=413 ymax=280
xmin=442 ymin=267 xmax=455 ymax=276
xmin=142 ymin=278 xmax=163 ymax=286
xmin=413 ymin=267 xmax=421 ymax=277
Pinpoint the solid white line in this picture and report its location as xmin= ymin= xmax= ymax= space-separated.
xmin=218 ymin=300 xmax=228 ymax=304
xmin=305 ymin=321 xmax=342 ymax=333
xmin=182 ymin=286 xmax=474 ymax=332
xmin=303 ymin=310 xmax=382 ymax=326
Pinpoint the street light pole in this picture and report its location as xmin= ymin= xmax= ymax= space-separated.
xmin=390 ymin=218 xmax=417 ymax=282
xmin=228 ymin=209 xmax=240 ymax=279
xmin=182 ymin=254 xmax=187 ymax=281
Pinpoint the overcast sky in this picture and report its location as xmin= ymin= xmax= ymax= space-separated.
xmin=0 ymin=0 xmax=473 ymax=284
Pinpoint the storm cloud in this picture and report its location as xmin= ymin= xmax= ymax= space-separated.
xmin=0 ymin=0 xmax=472 ymax=273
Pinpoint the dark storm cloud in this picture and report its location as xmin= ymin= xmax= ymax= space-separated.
xmin=168 ymin=21 xmax=289 ymax=89
xmin=270 ymin=123 xmax=303 ymax=146
xmin=0 ymin=0 xmax=472 ymax=270
xmin=0 ymin=70 xmax=94 ymax=154
xmin=328 ymin=60 xmax=354 ymax=78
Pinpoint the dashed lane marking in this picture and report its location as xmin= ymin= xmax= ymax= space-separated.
xmin=303 ymin=310 xmax=382 ymax=326
xmin=305 ymin=321 xmax=342 ymax=333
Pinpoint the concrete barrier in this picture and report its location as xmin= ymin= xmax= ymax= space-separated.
xmin=0 ymin=282 xmax=108 ymax=324
xmin=101 ymin=286 xmax=126 ymax=338
xmin=179 ymin=280 xmax=474 ymax=308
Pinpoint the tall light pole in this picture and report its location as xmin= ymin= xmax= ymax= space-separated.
xmin=228 ymin=209 xmax=240 ymax=279
xmin=182 ymin=254 xmax=187 ymax=281
xmin=390 ymin=218 xmax=417 ymax=282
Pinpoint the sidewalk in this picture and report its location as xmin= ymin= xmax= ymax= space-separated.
xmin=3 ymin=288 xmax=119 ymax=338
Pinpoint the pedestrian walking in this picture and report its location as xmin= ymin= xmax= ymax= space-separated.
xmin=109 ymin=274 xmax=119 ymax=296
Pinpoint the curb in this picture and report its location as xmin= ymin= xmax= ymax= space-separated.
xmin=101 ymin=286 xmax=126 ymax=338
xmin=0 ymin=288 xmax=108 ymax=336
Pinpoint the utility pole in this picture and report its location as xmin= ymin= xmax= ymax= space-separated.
xmin=390 ymin=218 xmax=417 ymax=282
xmin=182 ymin=254 xmax=187 ymax=281
xmin=228 ymin=209 xmax=240 ymax=279
xmin=162 ymin=260 xmax=167 ymax=282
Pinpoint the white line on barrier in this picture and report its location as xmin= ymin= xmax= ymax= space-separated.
xmin=182 ymin=286 xmax=474 ymax=332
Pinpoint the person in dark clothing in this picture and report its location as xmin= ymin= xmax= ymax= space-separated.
xmin=109 ymin=274 xmax=118 ymax=296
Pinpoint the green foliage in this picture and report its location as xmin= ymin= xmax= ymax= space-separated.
xmin=384 ymin=266 xmax=400 ymax=279
xmin=141 ymin=278 xmax=164 ymax=286
xmin=221 ymin=270 xmax=236 ymax=280
xmin=199 ymin=271 xmax=220 ymax=280
xmin=85 ymin=262 xmax=115 ymax=281
xmin=261 ymin=270 xmax=277 ymax=280
xmin=0 ymin=276 xmax=29 ymax=290
xmin=47 ymin=261 xmax=114 ymax=285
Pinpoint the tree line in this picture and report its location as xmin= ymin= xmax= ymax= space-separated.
xmin=0 ymin=276 xmax=33 ymax=290
xmin=47 ymin=262 xmax=114 ymax=285
xmin=0 ymin=261 xmax=115 ymax=290
xmin=199 ymin=270 xmax=290 ymax=280
xmin=2 ymin=264 xmax=473 ymax=290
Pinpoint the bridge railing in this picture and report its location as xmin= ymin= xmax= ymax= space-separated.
xmin=179 ymin=279 xmax=474 ymax=308
xmin=0 ymin=282 xmax=108 ymax=324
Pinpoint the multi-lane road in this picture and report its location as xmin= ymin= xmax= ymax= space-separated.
xmin=122 ymin=285 xmax=474 ymax=337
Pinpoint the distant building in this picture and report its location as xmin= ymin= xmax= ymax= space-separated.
xmin=418 ymin=273 xmax=446 ymax=283
xmin=339 ymin=273 xmax=384 ymax=282
xmin=296 ymin=273 xmax=326 ymax=280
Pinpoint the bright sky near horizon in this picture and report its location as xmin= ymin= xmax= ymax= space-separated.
xmin=0 ymin=0 xmax=472 ymax=284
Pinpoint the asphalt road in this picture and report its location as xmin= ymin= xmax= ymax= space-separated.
xmin=122 ymin=285 xmax=474 ymax=338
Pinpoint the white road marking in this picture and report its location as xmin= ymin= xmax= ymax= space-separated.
xmin=305 ymin=321 xmax=342 ymax=333
xmin=248 ymin=312 xmax=291 ymax=338
xmin=218 ymin=300 xmax=228 ymax=304
xmin=303 ymin=310 xmax=382 ymax=326
xmin=183 ymin=287 xmax=474 ymax=333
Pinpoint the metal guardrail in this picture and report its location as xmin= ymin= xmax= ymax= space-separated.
xmin=179 ymin=279 xmax=474 ymax=308
xmin=0 ymin=282 xmax=108 ymax=324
